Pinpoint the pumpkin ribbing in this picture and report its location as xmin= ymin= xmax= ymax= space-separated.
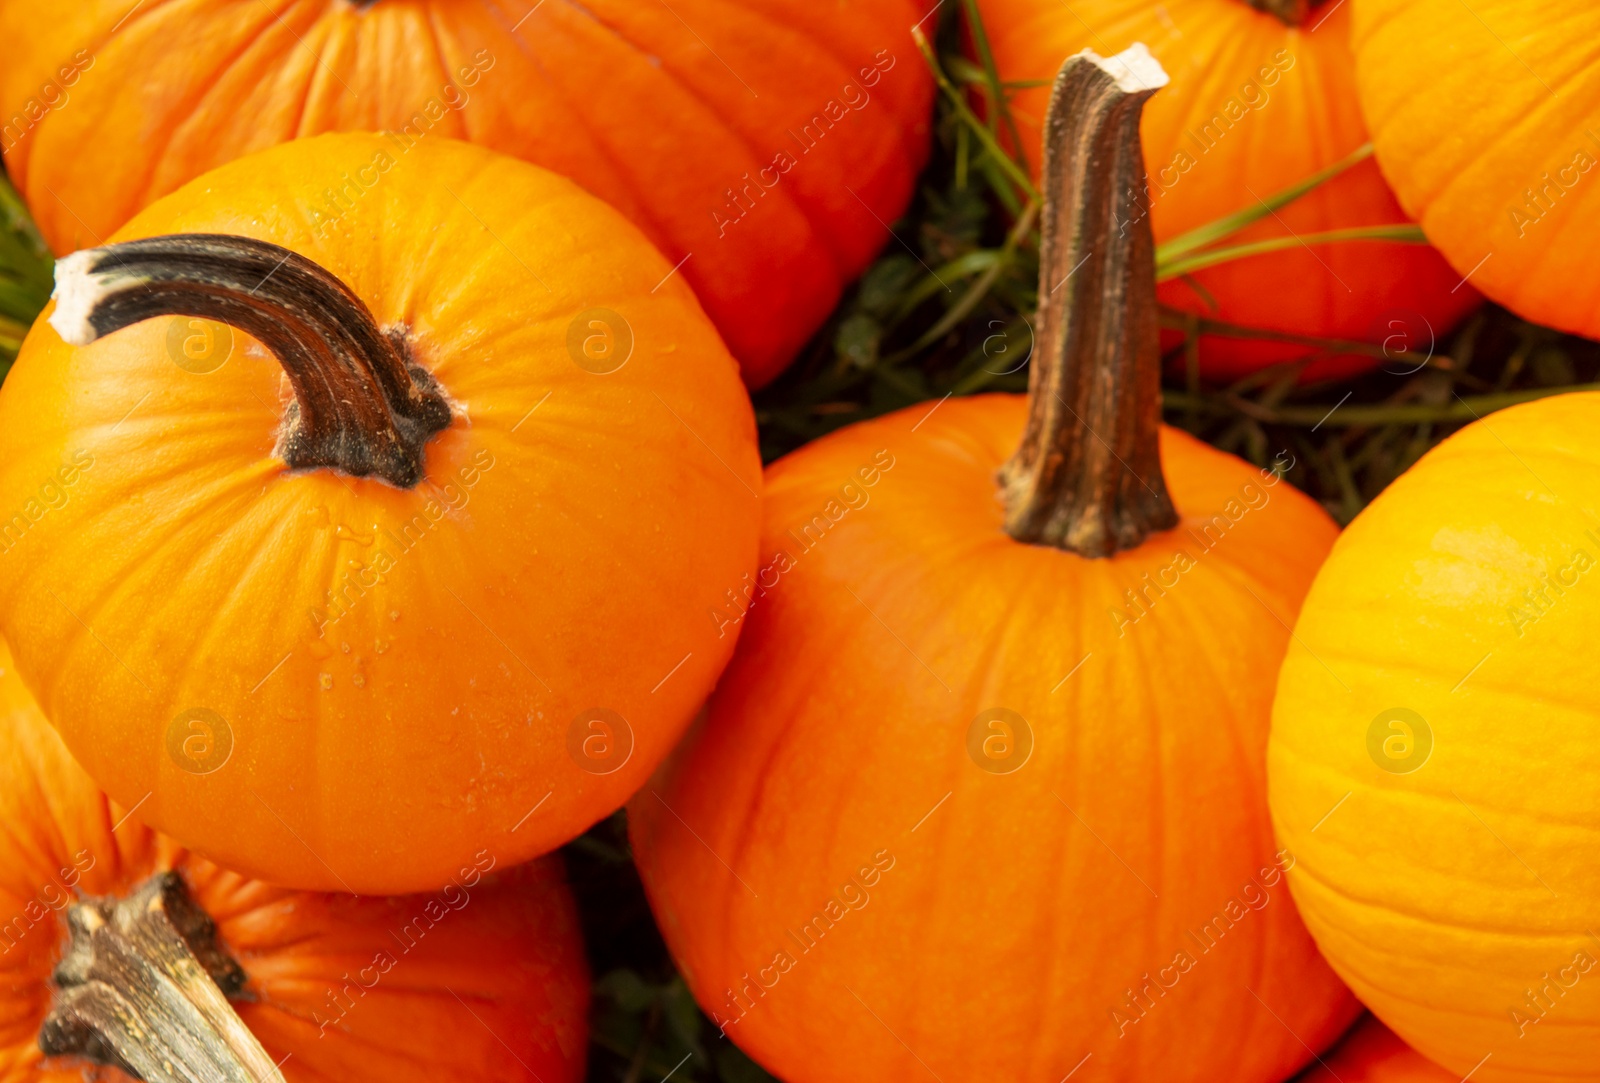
xmin=1269 ymin=390 xmax=1600 ymax=1080
xmin=0 ymin=134 xmax=762 ymax=894
xmin=999 ymin=47 xmax=1176 ymax=557
xmin=0 ymin=0 xmax=933 ymax=388
xmin=974 ymin=0 xmax=1480 ymax=381
xmin=1350 ymin=0 xmax=1600 ymax=343
xmin=0 ymin=633 xmax=591 ymax=1082
xmin=629 ymin=42 xmax=1356 ymax=1083
xmin=40 ymin=872 xmax=283 ymax=1083
xmin=51 ymin=235 xmax=450 ymax=489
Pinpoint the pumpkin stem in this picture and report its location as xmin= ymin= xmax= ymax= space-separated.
xmin=999 ymin=44 xmax=1178 ymax=558
xmin=1242 ymin=0 xmax=1310 ymax=25
xmin=38 ymin=871 xmax=286 ymax=1083
xmin=49 ymin=234 xmax=451 ymax=488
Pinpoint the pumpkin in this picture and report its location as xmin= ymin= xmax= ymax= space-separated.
xmin=0 ymin=133 xmax=761 ymax=894
xmin=1270 ymin=391 xmax=1600 ymax=1082
xmin=630 ymin=45 xmax=1356 ymax=1083
xmin=1350 ymin=0 xmax=1600 ymax=342
xmin=973 ymin=0 xmax=1479 ymax=381
xmin=0 ymin=637 xmax=590 ymax=1083
xmin=1295 ymin=1017 xmax=1454 ymax=1082
xmin=0 ymin=0 xmax=933 ymax=389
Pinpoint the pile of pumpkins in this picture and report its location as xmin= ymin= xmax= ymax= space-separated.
xmin=0 ymin=0 xmax=1594 ymax=1081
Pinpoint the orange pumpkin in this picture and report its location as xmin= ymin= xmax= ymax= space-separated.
xmin=0 ymin=637 xmax=589 ymax=1083
xmin=973 ymin=0 xmax=1479 ymax=380
xmin=1294 ymin=1017 xmax=1454 ymax=1082
xmin=1351 ymin=0 xmax=1600 ymax=342
xmin=0 ymin=0 xmax=933 ymax=388
xmin=0 ymin=133 xmax=761 ymax=894
xmin=630 ymin=45 xmax=1356 ymax=1082
xmin=1269 ymin=389 xmax=1600 ymax=1081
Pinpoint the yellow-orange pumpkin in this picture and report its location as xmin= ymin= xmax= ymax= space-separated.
xmin=1271 ymin=391 xmax=1600 ymax=1082
xmin=0 ymin=638 xmax=590 ymax=1083
xmin=0 ymin=133 xmax=760 ymax=894
xmin=631 ymin=44 xmax=1355 ymax=1083
xmin=1351 ymin=0 xmax=1600 ymax=341
xmin=0 ymin=0 xmax=933 ymax=387
xmin=974 ymin=0 xmax=1479 ymax=380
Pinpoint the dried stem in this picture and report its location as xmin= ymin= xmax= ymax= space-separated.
xmin=50 ymin=234 xmax=451 ymax=488
xmin=998 ymin=45 xmax=1177 ymax=557
xmin=39 ymin=872 xmax=284 ymax=1083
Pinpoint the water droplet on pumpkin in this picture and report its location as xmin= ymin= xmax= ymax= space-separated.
xmin=304 ymin=505 xmax=331 ymax=527
xmin=335 ymin=523 xmax=373 ymax=546
xmin=319 ymin=673 xmax=334 ymax=691
xmin=352 ymin=673 xmax=366 ymax=688
xmin=374 ymin=638 xmax=390 ymax=655
xmin=389 ymin=610 xmax=401 ymax=622
xmin=340 ymin=642 xmax=351 ymax=655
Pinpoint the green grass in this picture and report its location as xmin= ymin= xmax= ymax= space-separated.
xmin=752 ymin=2 xmax=1599 ymax=526
xmin=2 ymin=5 xmax=1596 ymax=1081
xmin=570 ymin=812 xmax=781 ymax=1083
xmin=0 ymin=170 xmax=53 ymax=380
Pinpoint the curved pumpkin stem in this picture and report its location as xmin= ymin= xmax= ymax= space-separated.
xmin=1242 ymin=0 xmax=1310 ymax=25
xmin=39 ymin=872 xmax=286 ymax=1083
xmin=999 ymin=44 xmax=1178 ymax=558
xmin=49 ymin=234 xmax=451 ymax=488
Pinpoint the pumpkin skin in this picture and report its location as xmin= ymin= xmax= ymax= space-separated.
xmin=0 ymin=638 xmax=590 ymax=1083
xmin=0 ymin=133 xmax=761 ymax=894
xmin=630 ymin=393 xmax=1358 ymax=1083
xmin=974 ymin=0 xmax=1479 ymax=380
xmin=1270 ymin=393 xmax=1600 ymax=1082
xmin=1351 ymin=0 xmax=1600 ymax=341
xmin=0 ymin=0 xmax=932 ymax=388
xmin=1295 ymin=1017 xmax=1454 ymax=1082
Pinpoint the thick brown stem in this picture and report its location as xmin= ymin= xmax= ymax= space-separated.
xmin=999 ymin=45 xmax=1177 ymax=558
xmin=49 ymin=234 xmax=451 ymax=488
xmin=38 ymin=872 xmax=285 ymax=1083
xmin=1243 ymin=0 xmax=1310 ymax=25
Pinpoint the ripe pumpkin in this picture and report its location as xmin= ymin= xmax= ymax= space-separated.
xmin=631 ymin=45 xmax=1356 ymax=1083
xmin=0 ymin=637 xmax=589 ymax=1083
xmin=0 ymin=0 xmax=933 ymax=388
xmin=0 ymin=133 xmax=761 ymax=894
xmin=1295 ymin=1017 xmax=1454 ymax=1082
xmin=973 ymin=0 xmax=1479 ymax=380
xmin=1350 ymin=0 xmax=1600 ymax=342
xmin=1271 ymin=392 xmax=1600 ymax=1082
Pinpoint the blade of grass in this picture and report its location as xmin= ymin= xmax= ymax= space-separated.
xmin=1164 ymin=381 xmax=1600 ymax=427
xmin=944 ymin=56 xmax=990 ymax=86
xmin=1157 ymin=307 xmax=1445 ymax=374
xmin=913 ymin=25 xmax=1038 ymax=205
xmin=1155 ymin=143 xmax=1377 ymax=264
xmin=959 ymin=0 xmax=1026 ymax=158
xmin=947 ymin=313 xmax=1033 ymax=394
xmin=0 ymin=172 xmax=52 ymax=343
xmin=881 ymin=200 xmax=1039 ymax=365
xmin=0 ymin=173 xmax=49 ymax=265
xmin=0 ymin=276 xmax=50 ymax=325
xmin=1157 ymin=224 xmax=1427 ymax=280
xmin=955 ymin=121 xmax=970 ymax=190
xmin=886 ymin=249 xmax=1009 ymax=326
